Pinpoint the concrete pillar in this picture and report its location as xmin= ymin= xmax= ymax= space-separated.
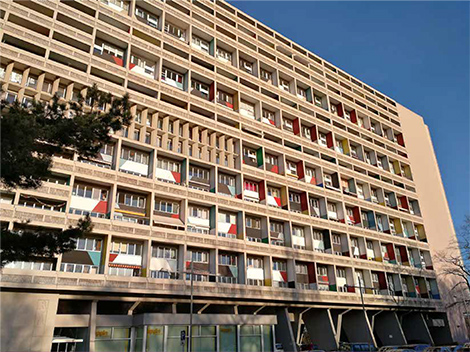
xmin=342 ymin=310 xmax=376 ymax=346
xmin=372 ymin=311 xmax=407 ymax=346
xmin=88 ymin=300 xmax=98 ymax=352
xmin=400 ymin=312 xmax=433 ymax=345
xmin=303 ymin=308 xmax=338 ymax=351
xmin=275 ymin=308 xmax=298 ymax=352
xmin=0 ymin=292 xmax=59 ymax=352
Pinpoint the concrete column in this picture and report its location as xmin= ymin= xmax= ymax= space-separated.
xmin=275 ymin=308 xmax=298 ymax=352
xmin=372 ymin=311 xmax=407 ymax=346
xmin=342 ymin=310 xmax=376 ymax=346
xmin=88 ymin=300 xmax=98 ymax=352
xmin=0 ymin=292 xmax=59 ymax=352
xmin=303 ymin=308 xmax=337 ymax=351
xmin=400 ymin=312 xmax=433 ymax=345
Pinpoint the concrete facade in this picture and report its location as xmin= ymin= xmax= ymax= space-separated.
xmin=0 ymin=0 xmax=463 ymax=350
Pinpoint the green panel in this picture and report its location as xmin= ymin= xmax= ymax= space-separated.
xmin=263 ymin=326 xmax=273 ymax=352
xmin=262 ymin=237 xmax=269 ymax=244
xmin=210 ymin=187 xmax=216 ymax=193
xmin=220 ymin=326 xmax=237 ymax=352
xmin=210 ymin=206 xmax=216 ymax=230
xmin=146 ymin=326 xmax=164 ymax=352
xmin=306 ymin=87 xmax=312 ymax=102
xmin=95 ymin=340 xmax=130 ymax=352
xmin=181 ymin=159 xmax=187 ymax=183
xmin=192 ymin=337 xmax=216 ymax=352
xmin=329 ymin=284 xmax=337 ymax=291
xmin=256 ymin=148 xmax=264 ymax=167
xmin=241 ymin=336 xmax=261 ymax=352
xmin=209 ymin=39 xmax=215 ymax=56
xmin=88 ymin=251 xmax=102 ymax=267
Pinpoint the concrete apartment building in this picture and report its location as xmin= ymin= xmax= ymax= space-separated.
xmin=0 ymin=0 xmax=464 ymax=351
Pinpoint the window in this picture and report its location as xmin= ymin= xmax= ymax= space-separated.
xmin=217 ymin=90 xmax=233 ymax=105
xmin=164 ymin=22 xmax=185 ymax=40
xmin=219 ymin=253 xmax=237 ymax=266
xmin=286 ymin=161 xmax=298 ymax=176
xmin=262 ymin=109 xmax=275 ymax=121
xmin=0 ymin=66 xmax=5 ymax=79
xmin=292 ymin=226 xmax=304 ymax=237
xmin=162 ymin=67 xmax=184 ymax=86
xmin=134 ymin=129 xmax=140 ymax=141
xmin=272 ymin=261 xmax=286 ymax=271
xmin=218 ymin=174 xmax=235 ymax=187
xmin=120 ymin=147 xmax=149 ymax=165
xmin=332 ymin=234 xmax=341 ymax=245
xmin=189 ymin=166 xmax=209 ymax=180
xmin=155 ymin=199 xmax=180 ymax=214
xmin=156 ymin=158 xmax=181 ymax=172
xmin=314 ymin=95 xmax=323 ymax=107
xmin=94 ymin=42 xmax=124 ymax=59
xmin=118 ymin=192 xmax=146 ymax=209
xmin=302 ymin=126 xmax=311 ymax=139
xmin=27 ymin=75 xmax=38 ymax=89
xmin=239 ymin=58 xmax=253 ymax=73
xmin=371 ymin=188 xmax=379 ymax=203
xmin=216 ymin=47 xmax=232 ymax=62
xmin=240 ymin=100 xmax=255 ymax=118
xmin=265 ymin=154 xmax=278 ymax=166
xmin=10 ymin=71 xmax=22 ymax=84
xmin=247 ymin=257 xmax=263 ymax=268
xmin=318 ymin=132 xmax=327 ymax=146
xmin=289 ymin=193 xmax=301 ymax=203
xmin=191 ymin=80 xmax=209 ymax=98
xmin=218 ymin=212 xmax=236 ymax=224
xmin=335 ymin=140 xmax=344 ymax=154
xmin=130 ymin=55 xmax=155 ymax=76
xmin=267 ymin=187 xmax=280 ymax=198
xmin=283 ymin=118 xmax=293 ymax=131
xmin=324 ymin=174 xmax=333 ymax=187
xmin=297 ymin=87 xmax=307 ymax=99
xmin=152 ymin=246 xmax=177 ymax=259
xmin=313 ymin=231 xmax=323 ymax=241
xmin=358 ymin=116 xmax=365 ymax=128
xmin=188 ymin=206 xmax=209 ymax=219
xmin=296 ymin=264 xmax=308 ymax=274
xmin=336 ymin=268 xmax=346 ymax=278
xmin=366 ymin=241 xmax=374 ymax=250
xmin=243 ymin=147 xmax=257 ymax=159
xmin=260 ymin=68 xmax=272 ymax=82
xmin=279 ymin=78 xmax=290 ymax=91
xmin=317 ymin=266 xmax=328 ymax=277
xmin=76 ymin=238 xmax=102 ymax=252
xmin=72 ymin=184 xmax=108 ymax=201
xmin=357 ymin=184 xmax=364 ymax=199
xmin=111 ymin=241 xmax=142 ymax=256
xmin=270 ymin=222 xmax=283 ymax=233
xmin=191 ymin=35 xmax=210 ymax=53
xmin=246 ymin=217 xmax=260 ymax=229
xmin=187 ymin=250 xmax=209 ymax=263
xmin=372 ymin=273 xmax=379 ymax=283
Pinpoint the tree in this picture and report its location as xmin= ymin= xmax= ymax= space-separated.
xmin=438 ymin=215 xmax=470 ymax=292
xmin=1 ymin=84 xmax=131 ymax=266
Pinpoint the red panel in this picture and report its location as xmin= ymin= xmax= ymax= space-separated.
xmin=307 ymin=263 xmax=316 ymax=283
xmin=399 ymin=246 xmax=408 ymax=262
xmin=399 ymin=196 xmax=409 ymax=210
xmin=300 ymin=193 xmax=308 ymax=212
xmin=258 ymin=181 xmax=266 ymax=201
xmin=378 ymin=272 xmax=387 ymax=289
xmin=280 ymin=271 xmax=288 ymax=281
xmin=171 ymin=172 xmax=181 ymax=183
xmin=386 ymin=244 xmax=396 ymax=261
xmin=171 ymin=214 xmax=180 ymax=219
xmin=293 ymin=118 xmax=300 ymax=135
xmin=326 ymin=132 xmax=334 ymax=148
xmin=337 ymin=104 xmax=344 ymax=117
xmin=350 ymin=110 xmax=357 ymax=123
xmin=109 ymin=253 xmax=118 ymax=262
xmin=270 ymin=165 xmax=279 ymax=174
xmin=209 ymin=83 xmax=215 ymax=101
xmin=112 ymin=56 xmax=124 ymax=67
xmin=228 ymin=224 xmax=237 ymax=234
xmin=129 ymin=63 xmax=136 ymax=70
xmin=352 ymin=207 xmax=361 ymax=224
xmin=274 ymin=197 xmax=281 ymax=207
xmin=347 ymin=286 xmax=356 ymax=293
xmin=92 ymin=201 xmax=108 ymax=214
xmin=397 ymin=133 xmax=405 ymax=147
xmin=296 ymin=161 xmax=305 ymax=179
xmin=311 ymin=126 xmax=318 ymax=141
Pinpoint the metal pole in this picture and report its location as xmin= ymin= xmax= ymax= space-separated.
xmin=188 ymin=259 xmax=194 ymax=352
xmin=358 ymin=279 xmax=372 ymax=352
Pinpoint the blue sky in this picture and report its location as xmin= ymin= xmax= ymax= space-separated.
xmin=230 ymin=1 xmax=470 ymax=232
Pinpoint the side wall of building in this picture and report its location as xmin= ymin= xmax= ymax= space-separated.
xmin=398 ymin=104 xmax=467 ymax=342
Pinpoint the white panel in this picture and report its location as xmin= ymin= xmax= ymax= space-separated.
xmin=292 ymin=236 xmax=305 ymax=247
xmin=272 ymin=270 xmax=285 ymax=282
xmin=113 ymin=254 xmax=142 ymax=266
xmin=120 ymin=160 xmax=149 ymax=176
xmin=188 ymin=216 xmax=210 ymax=227
xmin=156 ymin=168 xmax=175 ymax=182
xmin=149 ymin=258 xmax=177 ymax=272
xmin=70 ymin=196 xmax=99 ymax=211
xmin=267 ymin=196 xmax=279 ymax=207
xmin=244 ymin=190 xmax=259 ymax=200
xmin=247 ymin=267 xmax=264 ymax=280
xmin=218 ymin=223 xmax=232 ymax=233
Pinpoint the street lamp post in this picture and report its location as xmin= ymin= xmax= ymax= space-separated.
xmin=346 ymin=281 xmax=374 ymax=352
xmin=188 ymin=259 xmax=194 ymax=352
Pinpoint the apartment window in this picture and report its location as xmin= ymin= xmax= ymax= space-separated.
xmin=219 ymin=174 xmax=235 ymax=187
xmin=283 ymin=118 xmax=294 ymax=131
xmin=244 ymin=181 xmax=258 ymax=192
xmin=344 ymin=110 xmax=351 ymax=121
xmin=120 ymin=148 xmax=149 ymax=165
xmin=279 ymin=78 xmax=290 ymax=92
xmin=119 ymin=193 xmax=146 ymax=209
xmin=187 ymin=250 xmax=209 ymax=263
xmin=267 ymin=187 xmax=280 ymax=198
xmin=260 ymin=68 xmax=272 ymax=82
xmin=243 ymin=147 xmax=257 ymax=159
xmin=293 ymin=265 xmax=307 ymax=277
xmin=76 ymin=238 xmax=102 ymax=252
xmin=366 ymin=241 xmax=374 ymax=250
xmin=314 ymin=95 xmax=322 ymax=107
xmin=189 ymin=166 xmax=209 ymax=180
xmin=216 ymin=47 xmax=232 ymax=63
xmin=6 ymin=261 xmax=53 ymax=271
xmin=191 ymin=35 xmax=210 ymax=53
xmin=111 ymin=241 xmax=142 ymax=256
xmin=135 ymin=7 xmax=159 ymax=28
xmin=246 ymin=217 xmax=260 ymax=229
xmin=219 ymin=253 xmax=237 ymax=266
xmin=133 ymin=129 xmax=140 ymax=141
xmin=162 ymin=68 xmax=184 ymax=87
xmin=372 ymin=273 xmax=379 ymax=283
xmin=188 ymin=206 xmax=209 ymax=219
xmin=286 ymin=161 xmax=297 ymax=176
xmin=371 ymin=188 xmax=379 ymax=203
xmin=27 ymin=75 xmax=38 ymax=89
xmin=358 ymin=116 xmax=365 ymax=128
xmin=5 ymin=92 xmax=17 ymax=104
xmin=239 ymin=58 xmax=253 ymax=74
xmin=313 ymin=231 xmax=323 ymax=241
xmin=262 ymin=109 xmax=275 ymax=121
xmin=152 ymin=246 xmax=177 ymax=259
xmin=130 ymin=55 xmax=155 ymax=76
xmin=318 ymin=132 xmax=327 ymax=147
xmin=0 ymin=66 xmax=5 ymax=79
xmin=297 ymin=87 xmax=307 ymax=99
xmin=336 ymin=268 xmax=346 ymax=278
xmin=191 ymin=80 xmax=209 ymax=98
xmin=10 ymin=70 xmax=22 ymax=84
xmin=217 ymin=90 xmax=233 ymax=105
xmin=289 ymin=193 xmax=301 ymax=203
xmin=72 ymin=184 xmax=108 ymax=201
xmin=317 ymin=266 xmax=328 ymax=277
xmin=94 ymin=42 xmax=124 ymax=59
xmin=332 ymin=234 xmax=341 ymax=245
xmin=155 ymin=200 xmax=180 ymax=214
xmin=240 ymin=100 xmax=255 ymax=118
xmin=265 ymin=154 xmax=278 ymax=166
xmin=357 ymin=184 xmax=364 ymax=199
xmin=247 ymin=257 xmax=263 ymax=268
xmin=42 ymin=80 xmax=53 ymax=94
xmin=324 ymin=174 xmax=333 ymax=187
xmin=164 ymin=22 xmax=185 ymax=40
xmin=302 ymin=126 xmax=311 ymax=139
xmin=272 ymin=261 xmax=287 ymax=271
xmin=292 ymin=226 xmax=304 ymax=237
xmin=156 ymin=158 xmax=181 ymax=172
xmin=218 ymin=212 xmax=236 ymax=224
xmin=389 ymin=161 xmax=396 ymax=174
xmin=145 ymin=132 xmax=151 ymax=144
